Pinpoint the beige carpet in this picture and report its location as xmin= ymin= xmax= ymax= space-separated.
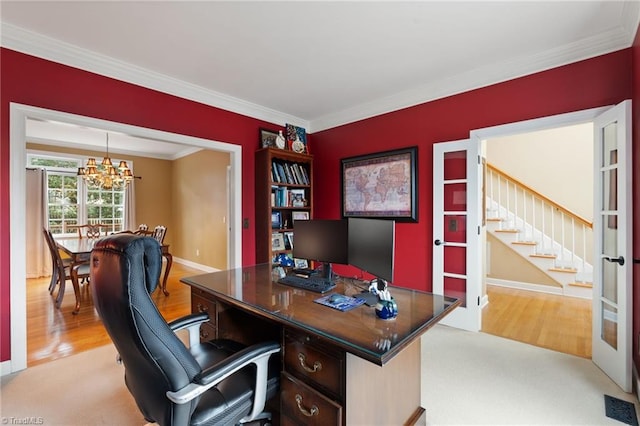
xmin=2 ymin=326 xmax=639 ymax=425
xmin=1 ymin=344 xmax=144 ymax=425
xmin=422 ymin=325 xmax=639 ymax=425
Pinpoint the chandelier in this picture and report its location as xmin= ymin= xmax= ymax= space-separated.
xmin=77 ymin=133 xmax=135 ymax=190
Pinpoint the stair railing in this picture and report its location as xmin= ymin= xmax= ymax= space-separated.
xmin=486 ymin=164 xmax=593 ymax=276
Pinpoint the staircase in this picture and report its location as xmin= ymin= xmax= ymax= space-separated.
xmin=486 ymin=164 xmax=593 ymax=299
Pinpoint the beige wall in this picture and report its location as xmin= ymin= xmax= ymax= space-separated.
xmin=171 ymin=150 xmax=230 ymax=270
xmin=28 ymin=144 xmax=231 ymax=269
xmin=486 ymin=123 xmax=593 ymax=221
xmin=487 ymin=233 xmax=560 ymax=288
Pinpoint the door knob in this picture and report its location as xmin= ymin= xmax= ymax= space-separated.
xmin=604 ymin=256 xmax=625 ymax=266
xmin=434 ymin=239 xmax=445 ymax=246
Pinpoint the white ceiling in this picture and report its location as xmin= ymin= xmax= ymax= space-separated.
xmin=2 ymin=1 xmax=639 ymax=156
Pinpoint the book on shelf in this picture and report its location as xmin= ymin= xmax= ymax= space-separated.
xmin=271 ymin=160 xmax=310 ymax=186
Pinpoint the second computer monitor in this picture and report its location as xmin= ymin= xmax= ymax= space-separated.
xmin=348 ymin=218 xmax=395 ymax=284
xmin=293 ymin=219 xmax=349 ymax=279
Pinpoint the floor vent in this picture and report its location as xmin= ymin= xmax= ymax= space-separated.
xmin=605 ymin=394 xmax=638 ymax=425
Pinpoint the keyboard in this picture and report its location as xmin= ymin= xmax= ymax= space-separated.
xmin=278 ymin=275 xmax=336 ymax=294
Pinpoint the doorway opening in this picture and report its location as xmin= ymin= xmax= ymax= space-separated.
xmin=8 ymin=103 xmax=243 ymax=373
xmin=481 ymin=123 xmax=594 ymax=358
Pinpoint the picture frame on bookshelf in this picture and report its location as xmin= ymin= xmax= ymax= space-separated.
xmin=294 ymin=258 xmax=308 ymax=269
xmin=341 ymin=146 xmax=418 ymax=222
xmin=285 ymin=124 xmax=308 ymax=154
xmin=290 ymin=189 xmax=306 ymax=207
xmin=272 ymin=232 xmax=286 ymax=251
xmin=291 ymin=211 xmax=310 ymax=222
xmin=283 ymin=231 xmax=294 ymax=250
xmin=260 ymin=128 xmax=279 ymax=149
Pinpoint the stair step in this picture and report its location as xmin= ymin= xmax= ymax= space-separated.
xmin=530 ymin=253 xmax=557 ymax=259
xmin=486 ymin=217 xmax=503 ymax=222
xmin=495 ymin=229 xmax=519 ymax=233
xmin=512 ymin=241 xmax=537 ymax=246
xmin=568 ymin=281 xmax=593 ymax=289
xmin=549 ymin=267 xmax=578 ymax=274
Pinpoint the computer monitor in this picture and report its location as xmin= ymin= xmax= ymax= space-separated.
xmin=348 ymin=218 xmax=395 ymax=285
xmin=292 ymin=219 xmax=349 ymax=280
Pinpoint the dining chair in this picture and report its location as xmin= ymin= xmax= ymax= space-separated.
xmin=77 ymin=223 xmax=107 ymax=239
xmin=91 ymin=234 xmax=280 ymax=425
xmin=151 ymin=225 xmax=167 ymax=244
xmin=43 ymin=228 xmax=91 ymax=311
xmin=42 ymin=228 xmax=72 ymax=294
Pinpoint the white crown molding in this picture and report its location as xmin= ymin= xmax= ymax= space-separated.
xmin=3 ymin=2 xmax=638 ymax=136
xmin=1 ymin=23 xmax=310 ymax=130
xmin=310 ymin=18 xmax=637 ymax=133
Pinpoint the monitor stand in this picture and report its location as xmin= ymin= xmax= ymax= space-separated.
xmin=321 ymin=262 xmax=333 ymax=280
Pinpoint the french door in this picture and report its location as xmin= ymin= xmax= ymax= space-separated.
xmin=432 ymin=139 xmax=483 ymax=331
xmin=592 ymin=100 xmax=632 ymax=392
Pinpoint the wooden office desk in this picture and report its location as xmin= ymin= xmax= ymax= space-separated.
xmin=181 ymin=264 xmax=459 ymax=425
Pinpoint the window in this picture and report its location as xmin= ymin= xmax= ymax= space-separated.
xmin=28 ymin=152 xmax=127 ymax=235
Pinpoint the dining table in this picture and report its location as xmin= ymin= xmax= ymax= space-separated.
xmin=55 ymin=235 xmax=173 ymax=314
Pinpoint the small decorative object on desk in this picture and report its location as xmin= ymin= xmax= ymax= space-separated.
xmin=272 ymin=266 xmax=286 ymax=280
xmin=285 ymin=124 xmax=308 ymax=154
xmin=375 ymin=298 xmax=398 ymax=320
xmin=374 ymin=284 xmax=398 ymax=320
xmin=274 ymin=253 xmax=294 ymax=267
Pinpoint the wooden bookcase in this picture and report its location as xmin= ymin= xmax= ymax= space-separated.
xmin=255 ymin=147 xmax=313 ymax=265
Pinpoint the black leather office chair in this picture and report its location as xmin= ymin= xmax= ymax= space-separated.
xmin=90 ymin=234 xmax=280 ymax=426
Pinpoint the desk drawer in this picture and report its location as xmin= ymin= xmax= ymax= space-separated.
xmin=281 ymin=372 xmax=342 ymax=426
xmin=284 ymin=331 xmax=344 ymax=399
xmin=191 ymin=293 xmax=217 ymax=342
xmin=192 ymin=293 xmax=216 ymax=316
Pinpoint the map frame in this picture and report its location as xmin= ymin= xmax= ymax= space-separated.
xmin=341 ymin=146 xmax=418 ymax=222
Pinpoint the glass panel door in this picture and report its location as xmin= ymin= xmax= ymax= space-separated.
xmin=433 ymin=139 xmax=482 ymax=331
xmin=592 ymin=100 xmax=631 ymax=392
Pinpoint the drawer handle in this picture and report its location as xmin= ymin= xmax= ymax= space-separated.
xmin=295 ymin=394 xmax=319 ymax=417
xmin=298 ymin=353 xmax=322 ymax=373
xmin=196 ymin=303 xmax=209 ymax=312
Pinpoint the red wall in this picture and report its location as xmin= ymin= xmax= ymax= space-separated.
xmin=0 ymin=44 xmax=636 ymax=364
xmin=0 ymin=48 xmax=276 ymax=361
xmin=312 ymin=49 xmax=633 ymax=290
xmin=632 ymin=26 xmax=640 ymax=377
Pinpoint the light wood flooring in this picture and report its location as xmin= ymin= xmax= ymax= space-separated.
xmin=26 ymin=261 xmax=201 ymax=367
xmin=26 ymin=272 xmax=592 ymax=367
xmin=482 ymin=284 xmax=592 ymax=358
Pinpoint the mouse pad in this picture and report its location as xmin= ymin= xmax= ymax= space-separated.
xmin=314 ymin=293 xmax=365 ymax=312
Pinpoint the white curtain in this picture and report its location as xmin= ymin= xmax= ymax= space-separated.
xmin=26 ymin=168 xmax=50 ymax=278
xmin=124 ymin=178 xmax=136 ymax=231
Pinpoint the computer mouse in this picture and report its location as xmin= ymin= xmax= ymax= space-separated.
xmin=329 ymin=294 xmax=344 ymax=303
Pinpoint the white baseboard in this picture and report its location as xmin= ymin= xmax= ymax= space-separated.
xmin=1 ymin=360 xmax=13 ymax=376
xmin=173 ymin=256 xmax=220 ymax=273
xmin=480 ymin=294 xmax=489 ymax=309
xmin=486 ymin=278 xmax=563 ymax=295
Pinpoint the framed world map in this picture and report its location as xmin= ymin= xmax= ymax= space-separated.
xmin=341 ymin=146 xmax=417 ymax=222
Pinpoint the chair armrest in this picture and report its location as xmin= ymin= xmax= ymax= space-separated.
xmin=166 ymin=341 xmax=280 ymax=422
xmin=168 ymin=312 xmax=209 ymax=347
